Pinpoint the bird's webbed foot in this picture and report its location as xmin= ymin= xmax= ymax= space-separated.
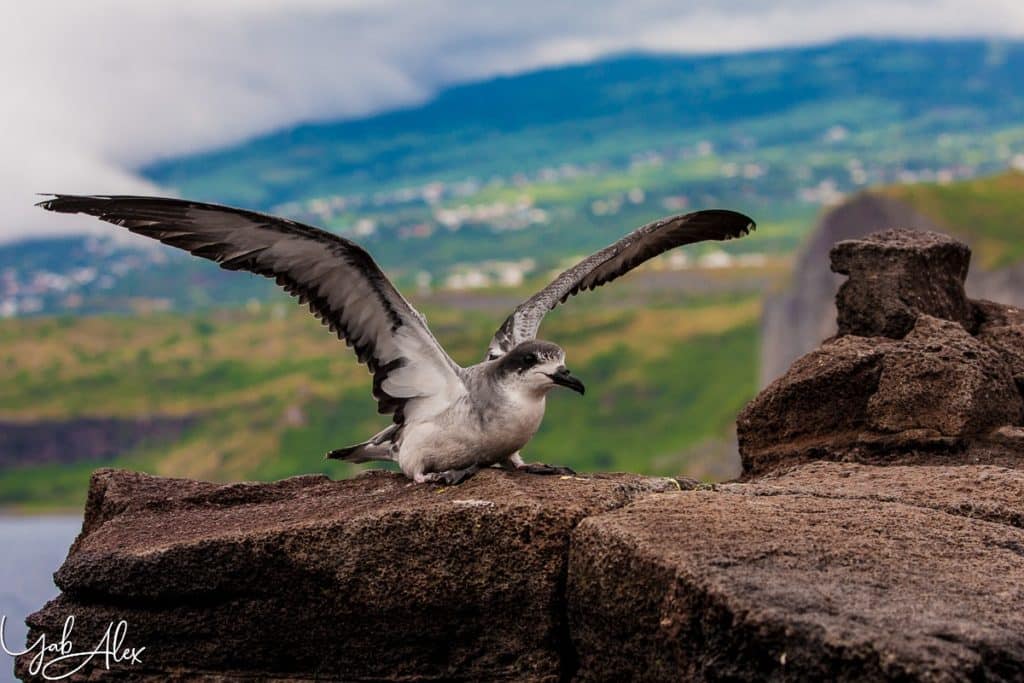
xmin=416 ymin=464 xmax=482 ymax=486
xmin=517 ymin=462 xmax=576 ymax=476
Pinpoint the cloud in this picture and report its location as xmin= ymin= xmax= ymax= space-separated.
xmin=1 ymin=0 xmax=1022 ymax=241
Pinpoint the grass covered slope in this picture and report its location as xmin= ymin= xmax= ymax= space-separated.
xmin=879 ymin=170 xmax=1024 ymax=268
xmin=0 ymin=288 xmax=759 ymax=510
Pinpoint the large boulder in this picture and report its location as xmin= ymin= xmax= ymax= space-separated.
xmin=866 ymin=315 xmax=1022 ymax=435
xmin=17 ymin=468 xmax=681 ymax=682
xmin=16 ymin=464 xmax=1024 ymax=682
xmin=737 ymin=334 xmax=890 ymax=473
xmin=759 ymin=194 xmax=947 ymax=386
xmin=830 ymin=229 xmax=973 ymax=339
xmin=569 ymin=463 xmax=1024 ymax=682
xmin=739 ymin=230 xmax=1024 ymax=477
xmin=974 ymin=299 xmax=1024 ymax=387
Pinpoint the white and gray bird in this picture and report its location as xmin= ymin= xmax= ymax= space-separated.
xmin=38 ymin=195 xmax=755 ymax=484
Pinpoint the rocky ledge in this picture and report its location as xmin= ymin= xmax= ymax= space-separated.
xmin=739 ymin=229 xmax=1024 ymax=477
xmin=16 ymin=229 xmax=1024 ymax=682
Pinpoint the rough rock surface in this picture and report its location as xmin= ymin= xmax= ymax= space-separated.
xmin=739 ymin=229 xmax=1024 ymax=477
xmin=569 ymin=476 xmax=1024 ymax=682
xmin=721 ymin=461 xmax=1024 ymax=528
xmin=831 ymin=229 xmax=974 ymax=338
xmin=867 ymin=315 xmax=1022 ymax=435
xmin=974 ymin=299 xmax=1024 ymax=386
xmin=17 ymin=468 xmax=682 ymax=682
xmin=759 ymin=194 xmax=947 ymax=386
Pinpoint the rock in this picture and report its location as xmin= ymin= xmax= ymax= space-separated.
xmin=866 ymin=316 xmax=1023 ymax=435
xmin=17 ymin=468 xmax=681 ymax=682
xmin=17 ymin=462 xmax=1024 ymax=681
xmin=569 ymin=481 xmax=1024 ymax=682
xmin=740 ymin=231 xmax=1024 ymax=477
xmin=974 ymin=299 xmax=1024 ymax=390
xmin=831 ymin=229 xmax=974 ymax=339
xmin=974 ymin=298 xmax=1024 ymax=331
xmin=759 ymin=194 xmax=945 ymax=386
xmin=723 ymin=461 xmax=1024 ymax=529
xmin=737 ymin=335 xmax=890 ymax=473
xmin=760 ymin=194 xmax=1024 ymax=389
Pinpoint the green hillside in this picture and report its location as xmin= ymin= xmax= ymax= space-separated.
xmin=879 ymin=170 xmax=1024 ymax=268
xmin=0 ymin=283 xmax=761 ymax=511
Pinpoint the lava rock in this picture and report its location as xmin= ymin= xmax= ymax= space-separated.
xmin=17 ymin=468 xmax=679 ymax=682
xmin=831 ymin=229 xmax=973 ymax=339
xmin=740 ymin=231 xmax=1024 ymax=477
xmin=569 ymin=485 xmax=1024 ymax=682
xmin=974 ymin=299 xmax=1024 ymax=392
xmin=737 ymin=335 xmax=891 ymax=473
xmin=722 ymin=460 xmax=1024 ymax=529
xmin=866 ymin=315 xmax=1023 ymax=435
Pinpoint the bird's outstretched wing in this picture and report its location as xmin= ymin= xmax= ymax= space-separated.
xmin=486 ymin=209 xmax=756 ymax=358
xmin=37 ymin=195 xmax=466 ymax=424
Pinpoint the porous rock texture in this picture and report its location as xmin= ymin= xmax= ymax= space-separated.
xmin=16 ymin=468 xmax=681 ymax=682
xmin=15 ymin=228 xmax=1024 ymax=681
xmin=569 ymin=484 xmax=1024 ymax=681
xmin=830 ymin=229 xmax=973 ymax=338
xmin=739 ymin=229 xmax=1024 ymax=477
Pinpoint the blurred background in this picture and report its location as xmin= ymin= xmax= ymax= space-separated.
xmin=2 ymin=2 xmax=1024 ymax=670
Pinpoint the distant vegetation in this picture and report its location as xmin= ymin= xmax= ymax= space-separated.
xmin=142 ymin=39 xmax=1024 ymax=275
xmin=0 ymin=284 xmax=760 ymax=510
xmin=880 ymin=170 xmax=1024 ymax=268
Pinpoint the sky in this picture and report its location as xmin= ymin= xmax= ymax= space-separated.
xmin=2 ymin=0 xmax=1023 ymax=242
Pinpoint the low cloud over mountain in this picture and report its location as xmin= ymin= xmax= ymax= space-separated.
xmin=3 ymin=0 xmax=1022 ymax=240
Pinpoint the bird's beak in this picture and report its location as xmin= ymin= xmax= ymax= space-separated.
xmin=548 ymin=366 xmax=585 ymax=395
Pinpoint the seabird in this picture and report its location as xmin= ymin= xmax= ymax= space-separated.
xmin=38 ymin=195 xmax=755 ymax=484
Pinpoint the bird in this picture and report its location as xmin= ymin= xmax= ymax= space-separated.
xmin=38 ymin=195 xmax=755 ymax=485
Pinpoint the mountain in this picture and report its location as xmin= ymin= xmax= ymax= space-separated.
xmin=760 ymin=170 xmax=1024 ymax=386
xmin=140 ymin=38 xmax=1024 ymax=268
xmin=6 ymin=38 xmax=1024 ymax=319
xmin=146 ymin=39 xmax=1024 ymax=208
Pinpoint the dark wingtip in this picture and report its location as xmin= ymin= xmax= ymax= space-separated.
xmin=34 ymin=194 xmax=59 ymax=210
xmin=34 ymin=193 xmax=96 ymax=213
xmin=694 ymin=208 xmax=757 ymax=240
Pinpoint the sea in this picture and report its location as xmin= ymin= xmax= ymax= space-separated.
xmin=0 ymin=516 xmax=82 ymax=683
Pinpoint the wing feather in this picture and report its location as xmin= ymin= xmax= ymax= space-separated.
xmin=37 ymin=194 xmax=465 ymax=425
xmin=487 ymin=209 xmax=755 ymax=356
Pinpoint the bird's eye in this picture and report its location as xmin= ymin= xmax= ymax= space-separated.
xmin=523 ymin=353 xmax=537 ymax=365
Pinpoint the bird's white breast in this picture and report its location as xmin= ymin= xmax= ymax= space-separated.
xmin=396 ymin=387 xmax=546 ymax=477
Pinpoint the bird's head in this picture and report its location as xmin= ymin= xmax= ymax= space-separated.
xmin=494 ymin=340 xmax=585 ymax=396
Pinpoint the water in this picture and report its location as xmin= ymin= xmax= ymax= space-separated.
xmin=0 ymin=516 xmax=82 ymax=683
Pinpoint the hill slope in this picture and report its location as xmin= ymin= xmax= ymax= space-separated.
xmin=0 ymin=285 xmax=760 ymax=510
xmin=879 ymin=171 xmax=1024 ymax=268
xmin=146 ymin=39 xmax=1024 ymax=208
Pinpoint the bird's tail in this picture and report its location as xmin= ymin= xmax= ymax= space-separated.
xmin=326 ymin=424 xmax=399 ymax=463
